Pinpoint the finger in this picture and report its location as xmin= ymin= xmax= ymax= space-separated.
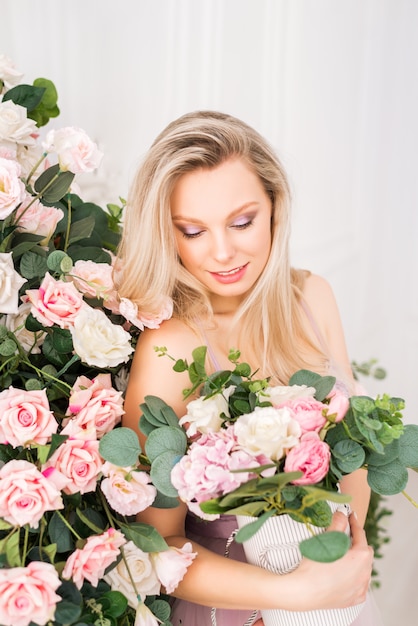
xmin=349 ymin=512 xmax=368 ymax=547
xmin=327 ymin=510 xmax=349 ymax=533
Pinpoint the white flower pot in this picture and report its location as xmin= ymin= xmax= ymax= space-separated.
xmin=236 ymin=505 xmax=365 ymax=626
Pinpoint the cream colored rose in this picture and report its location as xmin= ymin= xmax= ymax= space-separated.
xmin=0 ymin=101 xmax=37 ymax=146
xmin=4 ymin=302 xmax=46 ymax=353
xmin=262 ymin=384 xmax=316 ymax=406
xmin=104 ymin=541 xmax=160 ymax=606
xmin=234 ymin=406 xmax=302 ymax=461
xmin=0 ymin=253 xmax=26 ymax=314
xmin=0 ymin=54 xmax=23 ymax=92
xmin=0 ymin=156 xmax=25 ymax=219
xmin=179 ymin=388 xmax=234 ymax=437
xmin=70 ymin=305 xmax=133 ymax=368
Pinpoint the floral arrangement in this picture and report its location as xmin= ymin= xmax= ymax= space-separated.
xmin=0 ymin=53 xmax=189 ymax=626
xmin=114 ymin=345 xmax=418 ymax=564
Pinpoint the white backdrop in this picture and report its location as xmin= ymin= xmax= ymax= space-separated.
xmin=3 ymin=1 xmax=418 ymax=623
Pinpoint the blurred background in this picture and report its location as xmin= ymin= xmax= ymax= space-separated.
xmin=3 ymin=1 xmax=417 ymax=623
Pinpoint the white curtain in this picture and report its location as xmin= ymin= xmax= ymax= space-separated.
xmin=3 ymin=1 xmax=418 ymax=623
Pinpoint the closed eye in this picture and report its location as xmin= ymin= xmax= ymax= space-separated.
xmin=181 ymin=228 xmax=204 ymax=239
xmin=231 ymin=218 xmax=254 ymax=230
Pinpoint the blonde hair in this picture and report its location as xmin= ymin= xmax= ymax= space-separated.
xmin=117 ymin=111 xmax=326 ymax=383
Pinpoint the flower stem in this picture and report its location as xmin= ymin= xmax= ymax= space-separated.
xmin=26 ymin=152 xmax=48 ymax=185
xmin=64 ymin=193 xmax=72 ymax=251
xmin=56 ymin=510 xmax=83 ymax=541
xmin=402 ymin=489 xmax=418 ymax=508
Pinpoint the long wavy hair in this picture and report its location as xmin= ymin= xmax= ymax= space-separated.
xmin=116 ymin=111 xmax=326 ymax=383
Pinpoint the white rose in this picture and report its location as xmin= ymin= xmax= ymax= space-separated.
xmin=4 ymin=301 xmax=46 ymax=353
xmin=234 ymin=406 xmax=302 ymax=461
xmin=0 ymin=101 xmax=37 ymax=146
xmin=179 ymin=388 xmax=234 ymax=437
xmin=0 ymin=54 xmax=23 ymax=92
xmin=16 ymin=143 xmax=46 ymax=178
xmin=43 ymin=126 xmax=103 ymax=173
xmin=104 ymin=541 xmax=160 ymax=606
xmin=70 ymin=305 xmax=133 ymax=368
xmin=263 ymin=384 xmax=317 ymax=406
xmin=0 ymin=156 xmax=25 ymax=219
xmin=0 ymin=253 xmax=26 ymax=314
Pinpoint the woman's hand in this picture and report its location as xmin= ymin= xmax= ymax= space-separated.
xmin=287 ymin=511 xmax=373 ymax=611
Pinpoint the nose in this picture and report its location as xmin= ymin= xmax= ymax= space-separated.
xmin=211 ymin=230 xmax=235 ymax=263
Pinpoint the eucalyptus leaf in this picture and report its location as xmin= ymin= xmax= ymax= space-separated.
xmin=123 ymin=522 xmax=169 ymax=552
xmin=145 ymin=426 xmax=187 ymax=462
xmin=152 ymin=490 xmax=180 ymax=509
xmin=53 ymin=600 xmax=82 ymax=625
xmin=150 ymin=451 xmax=181 ymax=497
xmin=300 ymin=531 xmax=350 ymax=562
xmin=101 ymin=591 xmax=128 ymax=617
xmin=234 ymin=510 xmax=275 ymax=543
xmin=367 ymin=459 xmax=409 ymax=495
xmin=20 ymin=250 xmax=48 ymax=278
xmin=398 ymin=424 xmax=418 ymax=468
xmin=332 ymin=439 xmax=365 ymax=473
xmin=149 ymin=598 xmax=171 ymax=622
xmin=366 ymin=439 xmax=399 ymax=467
xmin=99 ymin=427 xmax=142 ymax=466
xmin=52 ymin=327 xmax=73 ymax=354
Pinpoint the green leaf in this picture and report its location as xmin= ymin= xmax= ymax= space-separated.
xmin=20 ymin=250 xmax=48 ymax=279
xmin=366 ymin=439 xmax=400 ymax=467
xmin=332 ymin=439 xmax=366 ymax=473
xmin=101 ymin=590 xmax=128 ymax=617
xmin=75 ymin=507 xmax=106 ymax=535
xmin=25 ymin=312 xmax=45 ymax=331
xmin=300 ymin=531 xmax=350 ymax=562
xmin=398 ymin=424 xmax=418 ymax=468
xmin=123 ymin=522 xmax=169 ymax=552
xmin=367 ymin=459 xmax=409 ymax=495
xmin=350 ymin=396 xmax=377 ymax=414
xmin=99 ymin=427 xmax=142 ymax=466
xmin=2 ymin=83 xmax=45 ymax=111
xmin=234 ymin=509 xmax=276 ymax=543
xmin=52 ymin=327 xmax=73 ymax=354
xmin=145 ymin=426 xmax=187 ymax=462
xmin=0 ymin=338 xmax=17 ymax=356
xmin=152 ymin=490 xmax=180 ymax=509
xmin=149 ymin=598 xmax=171 ymax=622
xmin=34 ymin=164 xmax=75 ymax=202
xmin=150 ymin=451 xmax=181 ymax=497
xmin=288 ymin=370 xmax=336 ymax=401
xmin=42 ymin=334 xmax=69 ymax=367
xmin=68 ymin=215 xmax=96 ymax=245
xmin=49 ymin=512 xmax=74 ymax=553
xmin=6 ymin=531 xmax=21 ymax=566
xmin=223 ymin=501 xmax=268 ymax=517
xmin=53 ymin=600 xmax=82 ymax=625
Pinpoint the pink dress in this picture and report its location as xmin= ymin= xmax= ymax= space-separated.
xmin=169 ymin=514 xmax=384 ymax=626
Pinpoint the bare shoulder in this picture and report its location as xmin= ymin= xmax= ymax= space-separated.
xmin=123 ymin=319 xmax=201 ymax=436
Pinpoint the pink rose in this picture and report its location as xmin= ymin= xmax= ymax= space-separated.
xmin=150 ymin=542 xmax=196 ymax=594
xmin=43 ymin=428 xmax=103 ymax=495
xmin=0 ymin=156 xmax=25 ymax=219
xmin=0 ymin=561 xmax=61 ymax=626
xmin=14 ymin=197 xmax=64 ymax=245
xmin=0 ymin=387 xmax=58 ymax=447
xmin=101 ymin=462 xmax=156 ymax=515
xmin=279 ymin=397 xmax=328 ymax=434
xmin=325 ymin=389 xmax=350 ymax=423
xmin=0 ymin=459 xmax=64 ymax=528
xmin=25 ymin=272 xmax=84 ymax=328
xmin=284 ymin=432 xmax=331 ymax=485
xmin=64 ymin=374 xmax=124 ymax=438
xmin=43 ymin=126 xmax=103 ymax=173
xmin=118 ymin=296 xmax=173 ymax=330
xmin=62 ymin=528 xmax=126 ymax=589
xmin=70 ymin=260 xmax=117 ymax=304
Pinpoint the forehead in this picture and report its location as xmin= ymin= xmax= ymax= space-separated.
xmin=170 ymin=157 xmax=267 ymax=218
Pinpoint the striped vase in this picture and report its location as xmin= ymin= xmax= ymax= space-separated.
xmin=236 ymin=506 xmax=365 ymax=626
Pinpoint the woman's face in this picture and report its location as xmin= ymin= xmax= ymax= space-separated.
xmin=170 ymin=157 xmax=273 ymax=311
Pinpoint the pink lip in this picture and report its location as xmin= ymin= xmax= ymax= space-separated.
xmin=210 ymin=264 xmax=248 ymax=284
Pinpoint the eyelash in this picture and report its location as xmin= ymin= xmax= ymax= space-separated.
xmin=181 ymin=219 xmax=254 ymax=239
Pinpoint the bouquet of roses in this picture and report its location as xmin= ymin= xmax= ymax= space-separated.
xmin=115 ymin=345 xmax=418 ymax=564
xmin=0 ymin=54 xmax=192 ymax=626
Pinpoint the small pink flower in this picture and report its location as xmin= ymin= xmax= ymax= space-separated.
xmin=43 ymin=126 xmax=103 ymax=173
xmin=118 ymin=296 xmax=173 ymax=330
xmin=64 ymin=374 xmax=124 ymax=438
xmin=284 ymin=432 xmax=331 ymax=485
xmin=150 ymin=542 xmax=196 ymax=594
xmin=62 ymin=528 xmax=126 ymax=589
xmin=0 ymin=459 xmax=65 ymax=528
xmin=0 ymin=387 xmax=58 ymax=447
xmin=325 ymin=389 xmax=350 ymax=423
xmin=0 ymin=561 xmax=61 ymax=626
xmin=25 ymin=272 xmax=85 ymax=329
xmin=70 ymin=260 xmax=117 ymax=304
xmin=14 ymin=197 xmax=64 ymax=246
xmin=42 ymin=428 xmax=103 ymax=495
xmin=101 ymin=462 xmax=156 ymax=515
xmin=278 ymin=397 xmax=328 ymax=434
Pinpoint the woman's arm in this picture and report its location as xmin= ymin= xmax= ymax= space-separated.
xmin=302 ymin=273 xmax=371 ymax=524
xmin=122 ymin=320 xmax=373 ymax=611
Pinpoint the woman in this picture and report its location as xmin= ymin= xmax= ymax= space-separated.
xmin=118 ymin=111 xmax=377 ymax=625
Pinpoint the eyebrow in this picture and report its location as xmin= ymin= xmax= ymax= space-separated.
xmin=171 ymin=202 xmax=260 ymax=223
